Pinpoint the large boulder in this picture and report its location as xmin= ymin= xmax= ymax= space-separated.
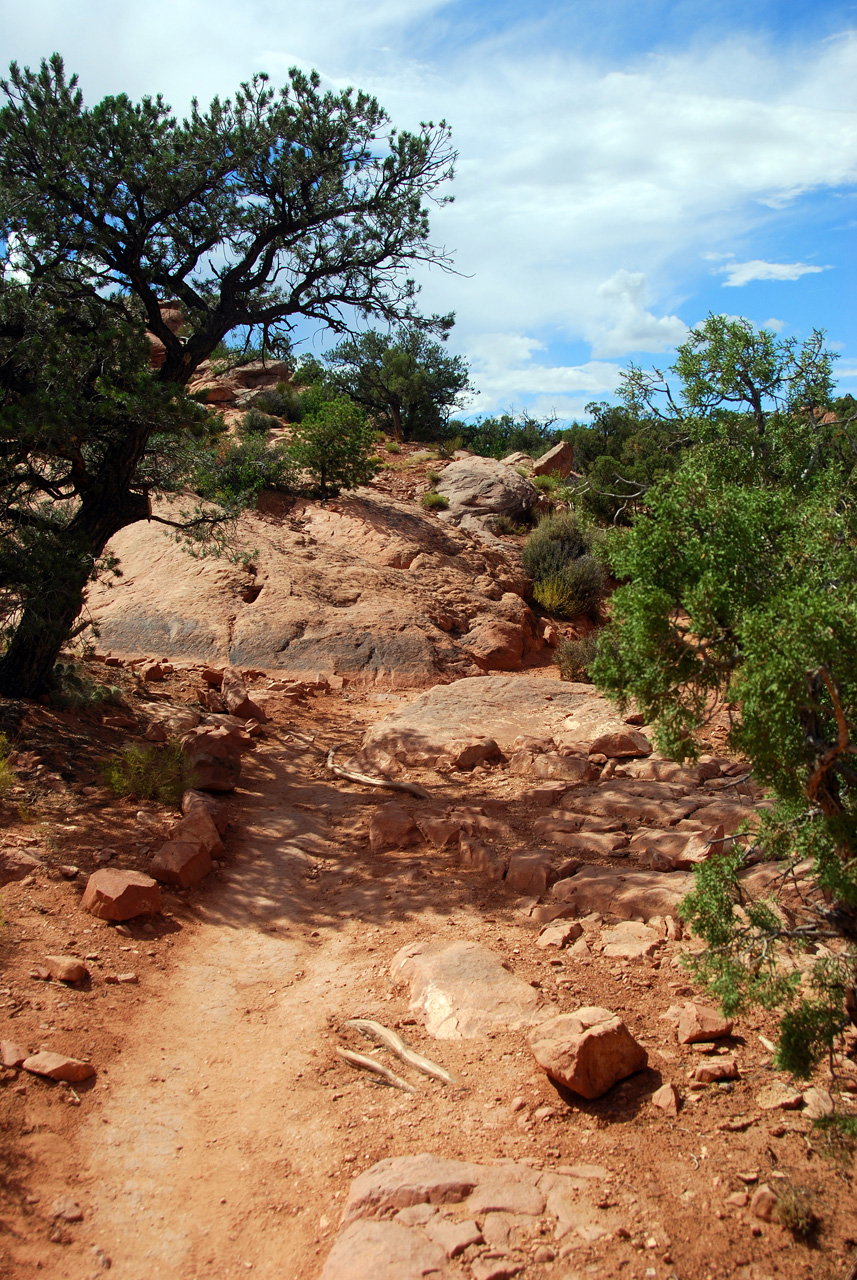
xmin=528 ymin=1007 xmax=647 ymax=1098
xmin=181 ymin=726 xmax=242 ymax=792
xmin=81 ymin=869 xmax=161 ymax=921
xmin=532 ymin=440 xmax=575 ymax=478
xmin=434 ymin=456 xmax=539 ymax=522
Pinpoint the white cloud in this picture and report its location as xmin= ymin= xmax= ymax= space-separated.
xmin=466 ymin=330 xmax=620 ymax=415
xmin=589 ymin=270 xmax=687 ymax=357
xmin=762 ymin=317 xmax=787 ymax=332
xmin=718 ymin=260 xmax=829 ymax=286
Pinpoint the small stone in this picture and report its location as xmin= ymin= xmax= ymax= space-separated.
xmin=533 ymin=1244 xmax=555 ymax=1263
xmin=750 ymin=1184 xmax=778 ymax=1222
xmin=59 ymin=865 xmax=79 ymax=879
xmin=536 ymin=920 xmax=582 ymax=950
xmin=150 ymin=839 xmax=212 ymax=889
xmin=81 ymin=869 xmax=161 ymax=922
xmin=677 ymin=1002 xmax=733 ymax=1044
xmin=802 ymin=1086 xmax=834 ymax=1119
xmin=22 ymin=1052 xmax=96 ymax=1083
xmin=651 ymin=1082 xmax=680 ymax=1117
xmin=692 ymin=1056 xmax=739 ymax=1084
xmin=470 ymin=1258 xmax=523 ymax=1280
xmin=756 ymin=1081 xmax=803 ymax=1111
xmin=528 ymin=1006 xmax=647 ymax=1099
xmin=50 ymin=1195 xmax=84 ymax=1222
xmin=511 ymin=1096 xmax=527 ymax=1112
xmin=0 ymin=1039 xmax=30 ymax=1068
xmin=726 ymin=1192 xmax=748 ymax=1207
xmin=43 ymin=955 xmax=89 ymax=983
xmin=117 ymin=972 xmax=138 ymax=984
xmin=368 ymin=803 xmax=419 ymax=853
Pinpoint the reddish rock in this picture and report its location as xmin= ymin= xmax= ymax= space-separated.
xmin=756 ymin=1081 xmax=804 ymax=1111
xmin=677 ymin=1002 xmax=734 ymax=1045
xmin=461 ymin=620 xmax=527 ymax=671
xmin=552 ymin=865 xmax=694 ymax=921
xmin=457 ymin=835 xmax=505 ymax=880
xmin=466 ymin=1169 xmax=545 ymax=1216
xmin=536 ymin=920 xmax=583 ymax=949
xmin=50 ymin=1195 xmax=84 ymax=1222
xmin=150 ymin=839 xmax=212 ymax=889
xmin=551 ymin=830 xmax=629 ymax=857
xmin=528 ymin=1007 xmax=648 ymax=1099
xmin=600 ymin=921 xmax=661 ymax=959
xmin=673 ymin=824 xmax=726 ymax=869
xmin=221 ymin=665 xmax=267 ymax=721
xmin=320 ymin=1219 xmax=453 ymax=1280
xmin=200 ymin=666 xmax=224 ymax=687
xmin=81 ymin=869 xmax=161 ymax=921
xmin=692 ymin=1056 xmax=739 ymax=1084
xmin=1 ymin=1040 xmax=30 ymax=1068
xmin=342 ymin=1153 xmax=482 ymax=1223
xmin=22 ymin=1052 xmax=95 ymax=1082
xmin=140 ymin=662 xmax=165 ymax=682
xmin=181 ymin=726 xmax=242 ymax=792
xmin=43 ymin=956 xmax=89 ymax=983
xmin=416 ymin=817 xmax=461 ymax=849
xmin=436 ymin=737 xmax=502 ymax=770
xmin=532 ymin=439 xmax=575 ymax=478
xmin=505 ymin=850 xmax=557 ymax=895
xmin=182 ymin=789 xmax=228 ymax=834
xmin=172 ymin=809 xmax=224 ymax=857
xmin=651 ymin=1082 xmax=680 ymax=1117
xmin=368 ymin=803 xmax=419 ymax=853
xmin=0 ymin=849 xmax=43 ymax=887
xmin=589 ymin=730 xmax=653 ymax=758
xmin=424 ymin=1216 xmax=483 ymax=1257
xmin=750 ymin=1184 xmax=778 ymax=1222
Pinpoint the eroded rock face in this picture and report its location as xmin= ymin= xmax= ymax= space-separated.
xmin=85 ymin=493 xmax=543 ymax=686
xmin=528 ymin=1007 xmax=648 ymax=1099
xmin=390 ymin=939 xmax=547 ymax=1039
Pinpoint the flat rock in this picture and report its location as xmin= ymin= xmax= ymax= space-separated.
xmin=802 ymin=1086 xmax=834 ymax=1119
xmin=589 ymin=730 xmax=653 ymax=758
xmin=756 ymin=1081 xmax=804 ymax=1111
xmin=528 ymin=1007 xmax=647 ymax=1098
xmin=677 ymin=1002 xmax=733 ymax=1044
xmin=390 ymin=940 xmax=546 ymax=1038
xmin=149 ymin=839 xmax=212 ymax=889
xmin=81 ymin=869 xmax=161 ymax=921
xmin=319 ymin=1219 xmax=453 ymax=1280
xmin=342 ymin=1153 xmax=483 ymax=1224
xmin=466 ymin=1170 xmax=545 ymax=1217
xmin=0 ymin=1039 xmax=30 ymax=1068
xmin=369 ymin=803 xmax=419 ymax=853
xmin=552 ymin=865 xmax=694 ymax=921
xmin=599 ymin=921 xmax=661 ymax=959
xmin=505 ymin=850 xmax=558 ymax=895
xmin=424 ymin=1216 xmax=483 ymax=1257
xmin=22 ymin=1052 xmax=95 ymax=1082
xmin=363 ymin=675 xmax=631 ymax=766
xmin=536 ymin=921 xmax=583 ymax=950
xmin=692 ymin=1056 xmax=739 ymax=1084
xmin=0 ymin=848 xmax=43 ymax=886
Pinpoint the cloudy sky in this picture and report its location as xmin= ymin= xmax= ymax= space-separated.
xmin=2 ymin=0 xmax=856 ymax=419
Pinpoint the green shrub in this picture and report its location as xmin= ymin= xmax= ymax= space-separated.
xmin=102 ymin=739 xmax=196 ymax=806
xmin=253 ymin=382 xmax=303 ymax=421
xmin=240 ymin=408 xmax=281 ymax=436
xmin=773 ymin=1185 xmax=819 ymax=1239
xmin=533 ymin=575 xmax=577 ymax=616
xmin=50 ymin=661 xmax=121 ymax=709
xmin=288 ymin=396 xmax=378 ymax=498
xmin=555 ymin=633 xmax=599 ymax=681
xmin=494 ymin=514 xmax=528 ymax=536
xmin=532 ymin=472 xmax=560 ymax=492
xmin=421 ymin=492 xmax=449 ymax=510
xmin=0 ymin=733 xmax=15 ymax=797
xmin=533 ymin=558 xmax=607 ymax=618
xmin=193 ymin=435 xmax=296 ymax=506
xmin=521 ymin=512 xmax=590 ymax=580
xmin=385 ymin=441 xmax=401 ymax=454
xmin=425 ymin=469 xmax=441 ymax=486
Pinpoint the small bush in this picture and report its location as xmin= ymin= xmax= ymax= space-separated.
xmin=240 ymin=408 xmax=281 ymax=436
xmin=0 ymin=733 xmax=15 ymax=797
xmin=494 ymin=514 xmax=528 ymax=536
xmin=288 ymin=396 xmax=378 ymax=498
xmin=555 ymin=633 xmax=599 ymax=681
xmin=425 ymin=469 xmax=441 ymax=486
xmin=194 ymin=436 xmax=296 ymax=506
xmin=813 ymin=1112 xmax=857 ymax=1165
xmin=532 ymin=472 xmax=561 ymax=492
xmin=521 ymin=512 xmax=590 ymax=580
xmin=253 ymin=382 xmax=303 ymax=421
xmin=533 ymin=557 xmax=607 ymax=618
xmin=421 ymin=492 xmax=449 ymax=510
xmin=102 ymin=739 xmax=196 ymax=806
xmin=385 ymin=441 xmax=401 ymax=454
xmin=774 ymin=1185 xmax=819 ymax=1239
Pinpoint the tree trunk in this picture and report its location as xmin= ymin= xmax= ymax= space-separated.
xmin=0 ymin=488 xmax=151 ymax=700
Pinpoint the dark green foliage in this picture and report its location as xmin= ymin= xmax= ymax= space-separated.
xmin=250 ymin=384 xmax=304 ymax=421
xmin=0 ymin=53 xmax=455 ymax=695
xmin=454 ymin=412 xmax=559 ymax=459
xmin=592 ymin=314 xmax=857 ymax=1076
xmin=560 ymin=401 xmax=685 ymax=524
xmin=773 ymin=1186 xmax=819 ymax=1239
xmin=325 ymin=322 xmax=473 ymax=442
xmin=521 ymin=512 xmax=590 ymax=580
xmin=494 ymin=514 xmax=529 ymax=536
xmin=102 ymin=739 xmax=197 ymax=806
xmin=288 ymin=396 xmax=377 ymax=498
xmin=239 ymin=409 xmax=282 ymax=436
xmin=532 ymin=559 xmax=607 ymax=619
xmin=555 ymin=633 xmax=599 ymax=682
xmin=192 ymin=435 xmax=296 ymax=507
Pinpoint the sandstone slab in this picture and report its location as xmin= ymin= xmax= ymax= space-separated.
xmin=81 ymin=869 xmax=161 ymax=921
xmin=589 ymin=730 xmax=653 ymax=758
xmin=1 ymin=1040 xmax=30 ymax=1068
xmin=528 ymin=1007 xmax=647 ymax=1099
xmin=22 ymin=1052 xmax=95 ymax=1082
xmin=182 ymin=788 xmax=228 ymax=834
xmin=181 ymin=726 xmax=242 ymax=792
xmin=552 ymin=865 xmax=694 ymax=921
xmin=150 ymin=839 xmax=212 ymax=889
xmin=599 ymin=921 xmax=661 ymax=959
xmin=0 ymin=848 xmax=43 ymax=886
xmin=319 ymin=1219 xmax=453 ymax=1280
xmin=368 ymin=803 xmax=419 ymax=853
xmin=532 ymin=439 xmax=575 ymax=478
xmin=677 ymin=1002 xmax=733 ymax=1044
xmin=434 ymin=455 xmax=539 ymax=521
xmin=390 ymin=940 xmax=546 ymax=1038
xmin=342 ymin=1153 xmax=482 ymax=1223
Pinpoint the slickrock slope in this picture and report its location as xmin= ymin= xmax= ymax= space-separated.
xmin=86 ymin=492 xmax=547 ymax=684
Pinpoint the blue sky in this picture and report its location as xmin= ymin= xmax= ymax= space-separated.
xmin=2 ymin=0 xmax=856 ymax=420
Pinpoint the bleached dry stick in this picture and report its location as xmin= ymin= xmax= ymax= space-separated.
xmin=344 ymin=1018 xmax=457 ymax=1086
xmin=335 ymin=1047 xmax=416 ymax=1093
xmin=326 ymin=748 xmax=431 ymax=800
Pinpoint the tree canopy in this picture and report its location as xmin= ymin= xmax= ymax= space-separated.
xmin=0 ymin=54 xmax=456 ymax=697
xmin=591 ymin=314 xmax=857 ymax=1074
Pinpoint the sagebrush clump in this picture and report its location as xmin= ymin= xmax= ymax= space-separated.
xmin=555 ymin=633 xmax=599 ymax=682
xmin=523 ymin=513 xmax=606 ymax=617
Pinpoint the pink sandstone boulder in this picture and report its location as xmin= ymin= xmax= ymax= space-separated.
xmin=528 ymin=1006 xmax=648 ymax=1099
xmin=221 ymin=665 xmax=267 ymax=721
xmin=532 ymin=439 xmax=575 ymax=478
xmin=181 ymin=726 xmax=242 ymax=792
xmin=81 ymin=869 xmax=161 ymax=921
xmin=677 ymin=1002 xmax=734 ymax=1044
xmin=368 ymin=802 xmax=419 ymax=852
xmin=149 ymin=839 xmax=212 ymax=889
xmin=588 ymin=731 xmax=653 ymax=758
